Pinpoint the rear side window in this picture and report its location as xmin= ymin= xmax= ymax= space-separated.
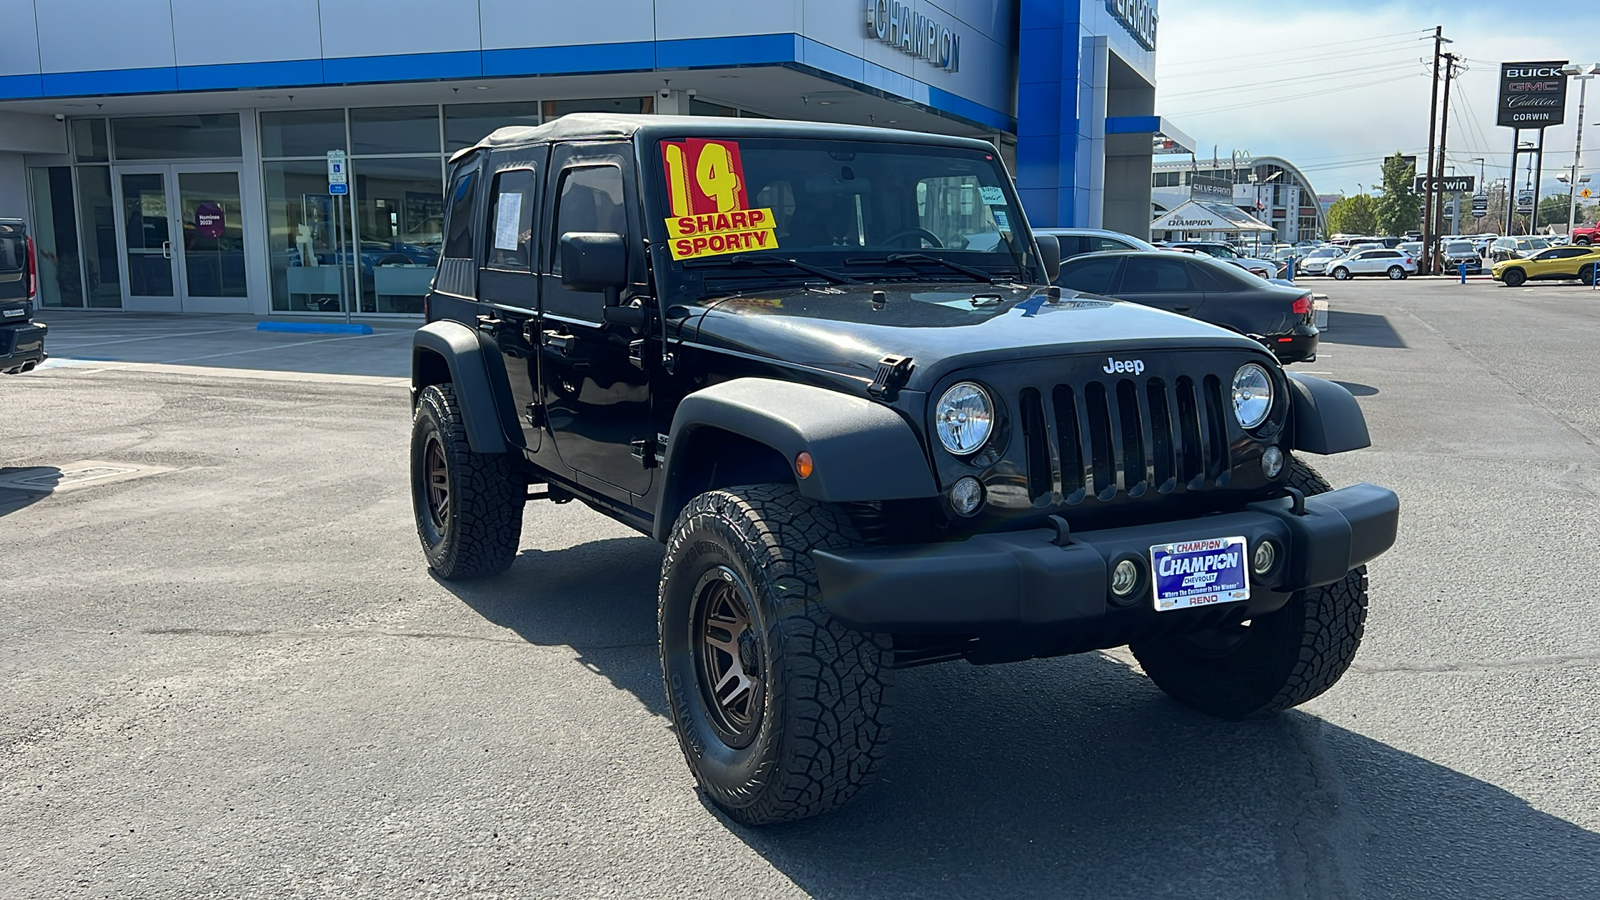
xmin=1086 ymin=236 xmax=1133 ymax=253
xmin=1055 ymin=256 xmax=1120 ymax=294
xmin=0 ymin=235 xmax=21 ymax=273
xmin=1118 ymin=257 xmax=1194 ymax=292
xmin=486 ymin=168 xmax=537 ymax=271
xmin=550 ymin=165 xmax=626 ymax=275
xmin=442 ymin=169 xmax=476 ymax=259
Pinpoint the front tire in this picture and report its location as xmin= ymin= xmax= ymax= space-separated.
xmin=1387 ymin=265 xmax=1406 ymax=280
xmin=1331 ymin=267 xmax=1351 ymax=280
xmin=1130 ymin=460 xmax=1369 ymax=718
xmin=659 ymin=485 xmax=892 ymax=825
xmin=1503 ymin=267 xmax=1527 ymax=287
xmin=1576 ymin=264 xmax=1595 ymax=284
xmin=410 ymin=383 xmax=524 ymax=579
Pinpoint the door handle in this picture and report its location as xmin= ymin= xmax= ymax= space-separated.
xmin=541 ymin=329 xmax=575 ymax=354
xmin=161 ymin=241 xmax=172 ymax=260
xmin=475 ymin=314 xmax=500 ymax=333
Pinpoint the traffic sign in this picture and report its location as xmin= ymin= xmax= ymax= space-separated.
xmin=1471 ymin=193 xmax=1488 ymax=219
xmin=326 ymin=149 xmax=348 ymax=196
xmin=1584 ymin=188 xmax=1593 ymax=199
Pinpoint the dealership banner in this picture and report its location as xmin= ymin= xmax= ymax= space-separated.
xmin=1498 ymin=61 xmax=1570 ymax=128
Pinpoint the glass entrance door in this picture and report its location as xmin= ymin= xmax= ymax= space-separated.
xmin=115 ymin=164 xmax=251 ymax=312
xmin=118 ymin=169 xmax=179 ymax=310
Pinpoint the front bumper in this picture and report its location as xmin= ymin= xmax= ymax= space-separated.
xmin=0 ymin=321 xmax=46 ymax=373
xmin=814 ymin=483 xmax=1398 ymax=650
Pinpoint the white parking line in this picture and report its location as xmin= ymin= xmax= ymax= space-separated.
xmin=46 ymin=326 xmax=261 ymax=350
xmin=158 ymin=329 xmax=411 ymax=364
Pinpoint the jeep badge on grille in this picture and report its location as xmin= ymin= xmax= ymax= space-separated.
xmin=1102 ymin=357 xmax=1146 ymax=375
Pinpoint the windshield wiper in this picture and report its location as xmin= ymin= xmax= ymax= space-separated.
xmin=873 ymin=253 xmax=1002 ymax=283
xmin=722 ymin=254 xmax=859 ymax=284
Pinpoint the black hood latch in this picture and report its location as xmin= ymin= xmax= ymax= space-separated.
xmin=867 ymin=355 xmax=914 ymax=402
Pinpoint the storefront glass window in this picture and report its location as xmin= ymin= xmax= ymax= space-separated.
xmin=111 ymin=114 xmax=242 ymax=160
xmin=264 ymin=160 xmax=345 ymax=313
xmin=27 ymin=167 xmax=85 ymax=307
xmin=352 ymin=157 xmax=444 ymax=313
xmin=261 ymin=109 xmax=346 ymax=158
xmin=445 ymin=102 xmax=541 ymax=152
xmin=177 ymin=171 xmax=248 ymax=298
xmin=350 ymin=106 xmax=440 ymax=156
xmin=72 ymin=119 xmax=109 ymax=162
xmin=542 ymin=97 xmax=652 ymax=119
xmin=690 ymin=99 xmax=737 ymax=117
xmin=75 ymin=167 xmax=122 ymax=308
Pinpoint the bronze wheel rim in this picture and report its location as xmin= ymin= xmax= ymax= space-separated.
xmin=424 ymin=435 xmax=449 ymax=533
xmin=692 ymin=566 xmax=765 ymax=747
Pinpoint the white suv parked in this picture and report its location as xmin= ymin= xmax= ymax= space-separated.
xmin=1328 ymin=248 xmax=1417 ymax=280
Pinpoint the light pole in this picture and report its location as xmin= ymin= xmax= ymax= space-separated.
xmin=1562 ymin=64 xmax=1599 ymax=238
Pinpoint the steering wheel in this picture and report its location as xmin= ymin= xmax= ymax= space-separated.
xmin=879 ymin=227 xmax=944 ymax=249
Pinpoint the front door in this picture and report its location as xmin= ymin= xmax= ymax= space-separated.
xmin=537 ymin=143 xmax=654 ymax=498
xmin=115 ymin=164 xmax=250 ymax=312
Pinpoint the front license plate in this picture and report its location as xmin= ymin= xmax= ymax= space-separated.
xmin=1150 ymin=536 xmax=1250 ymax=612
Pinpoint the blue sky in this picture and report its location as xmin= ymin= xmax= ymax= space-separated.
xmin=1154 ymin=1 xmax=1600 ymax=198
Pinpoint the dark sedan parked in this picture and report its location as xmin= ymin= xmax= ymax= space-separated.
xmin=1053 ymin=250 xmax=1319 ymax=363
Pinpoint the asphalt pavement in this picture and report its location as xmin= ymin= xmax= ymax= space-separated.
xmin=2 ymin=283 xmax=1598 ymax=899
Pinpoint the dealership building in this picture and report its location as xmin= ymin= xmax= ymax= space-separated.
xmin=0 ymin=0 xmax=1176 ymax=318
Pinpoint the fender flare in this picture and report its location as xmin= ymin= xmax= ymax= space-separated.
xmin=654 ymin=378 xmax=939 ymax=539
xmin=412 ymin=320 xmax=509 ymax=454
xmin=1286 ymin=373 xmax=1370 ymax=455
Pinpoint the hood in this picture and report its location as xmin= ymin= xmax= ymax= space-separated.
xmin=687 ymin=282 xmax=1265 ymax=392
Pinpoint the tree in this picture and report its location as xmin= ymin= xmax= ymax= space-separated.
xmin=1326 ymin=194 xmax=1379 ymax=236
xmin=1376 ymin=152 xmax=1422 ymax=236
xmin=1538 ymin=194 xmax=1576 ymax=228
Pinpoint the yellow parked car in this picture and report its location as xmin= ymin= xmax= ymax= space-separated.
xmin=1492 ymin=245 xmax=1600 ymax=286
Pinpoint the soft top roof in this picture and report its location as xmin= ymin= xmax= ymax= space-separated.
xmin=451 ymin=113 xmax=998 ymax=163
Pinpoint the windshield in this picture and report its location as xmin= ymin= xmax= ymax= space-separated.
xmin=1446 ymin=242 xmax=1474 ymax=254
xmin=651 ymin=137 xmax=1034 ymax=295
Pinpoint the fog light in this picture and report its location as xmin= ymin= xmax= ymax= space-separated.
xmin=1111 ymin=559 xmax=1140 ymax=597
xmin=948 ymin=476 xmax=984 ymax=517
xmin=1252 ymin=540 xmax=1278 ymax=576
xmin=1262 ymin=446 xmax=1285 ymax=478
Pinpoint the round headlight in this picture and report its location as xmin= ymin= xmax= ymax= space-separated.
xmin=1231 ymin=364 xmax=1273 ymax=430
xmin=935 ymin=382 xmax=994 ymax=456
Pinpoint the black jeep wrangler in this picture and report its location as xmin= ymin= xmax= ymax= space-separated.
xmin=410 ymin=115 xmax=1399 ymax=824
xmin=0 ymin=218 xmax=47 ymax=374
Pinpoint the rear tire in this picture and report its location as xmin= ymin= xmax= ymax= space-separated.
xmin=659 ymin=484 xmax=892 ymax=825
xmin=1130 ymin=459 xmax=1369 ymax=719
xmin=1503 ymin=267 xmax=1527 ymax=287
xmin=410 ymin=383 xmax=524 ymax=579
xmin=1387 ymin=265 xmax=1406 ymax=280
xmin=1331 ymin=267 xmax=1351 ymax=280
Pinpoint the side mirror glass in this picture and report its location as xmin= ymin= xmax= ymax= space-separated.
xmin=559 ymin=232 xmax=628 ymax=293
xmin=1035 ymin=234 xmax=1061 ymax=284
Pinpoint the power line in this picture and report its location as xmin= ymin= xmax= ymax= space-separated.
xmin=1159 ymin=29 xmax=1430 ymax=70
xmin=1159 ymin=38 xmax=1425 ymax=79
xmin=1172 ymin=72 xmax=1428 ymax=117
xmin=1161 ymin=60 xmax=1424 ymax=100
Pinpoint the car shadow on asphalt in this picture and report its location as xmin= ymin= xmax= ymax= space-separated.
xmin=1332 ymin=381 xmax=1379 ymax=397
xmin=0 ymin=467 xmax=60 ymax=518
xmin=437 ymin=540 xmax=1600 ymax=898
xmin=1323 ymin=311 xmax=1408 ymax=349
xmin=438 ymin=536 xmax=673 ymax=717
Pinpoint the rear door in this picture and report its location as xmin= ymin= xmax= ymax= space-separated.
xmin=1111 ymin=255 xmax=1205 ymax=314
xmin=478 ymin=149 xmax=548 ymax=453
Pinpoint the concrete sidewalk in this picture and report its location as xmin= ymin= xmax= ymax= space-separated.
xmin=29 ymin=310 xmax=413 ymax=384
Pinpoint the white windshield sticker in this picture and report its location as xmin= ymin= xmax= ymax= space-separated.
xmin=493 ymin=193 xmax=523 ymax=251
xmin=979 ymin=186 xmax=1006 ymax=206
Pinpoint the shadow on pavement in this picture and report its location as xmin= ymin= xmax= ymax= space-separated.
xmin=1323 ymin=311 xmax=1408 ymax=349
xmin=442 ymin=536 xmax=1600 ymax=899
xmin=1333 ymin=380 xmax=1379 ymax=397
xmin=0 ymin=466 xmax=60 ymax=518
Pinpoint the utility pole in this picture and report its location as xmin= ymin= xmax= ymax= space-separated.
xmin=1566 ymin=65 xmax=1596 ymax=237
xmin=1421 ymin=26 xmax=1446 ymax=274
xmin=1431 ymin=52 xmax=1459 ymax=270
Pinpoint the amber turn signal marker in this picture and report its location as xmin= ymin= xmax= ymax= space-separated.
xmin=795 ymin=451 xmax=814 ymax=479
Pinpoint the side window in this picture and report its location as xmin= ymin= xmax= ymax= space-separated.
xmin=442 ymin=168 xmax=476 ymax=259
xmin=486 ymin=168 xmax=537 ymax=271
xmin=1055 ymin=256 xmax=1120 ymax=293
xmin=550 ymin=165 xmax=626 ymax=275
xmin=1119 ymin=257 xmax=1193 ymax=292
xmin=1087 ymin=236 xmax=1132 ymax=253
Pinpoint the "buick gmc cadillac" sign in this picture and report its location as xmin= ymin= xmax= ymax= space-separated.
xmin=1498 ymin=61 xmax=1570 ymax=128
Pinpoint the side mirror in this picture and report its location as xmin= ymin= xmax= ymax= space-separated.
xmin=1035 ymin=234 xmax=1061 ymax=284
xmin=559 ymin=232 xmax=628 ymax=294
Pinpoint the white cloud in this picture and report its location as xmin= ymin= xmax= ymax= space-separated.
xmin=1154 ymin=1 xmax=1600 ymax=197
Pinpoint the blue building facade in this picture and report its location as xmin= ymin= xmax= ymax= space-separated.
xmin=0 ymin=0 xmax=1161 ymax=316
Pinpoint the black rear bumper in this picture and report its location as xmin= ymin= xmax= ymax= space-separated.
xmin=0 ymin=321 xmax=45 ymax=373
xmin=813 ymin=483 xmax=1397 ymax=652
xmin=1266 ymin=323 xmax=1318 ymax=364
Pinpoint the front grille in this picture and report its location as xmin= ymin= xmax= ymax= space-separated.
xmin=1017 ymin=373 xmax=1234 ymax=506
